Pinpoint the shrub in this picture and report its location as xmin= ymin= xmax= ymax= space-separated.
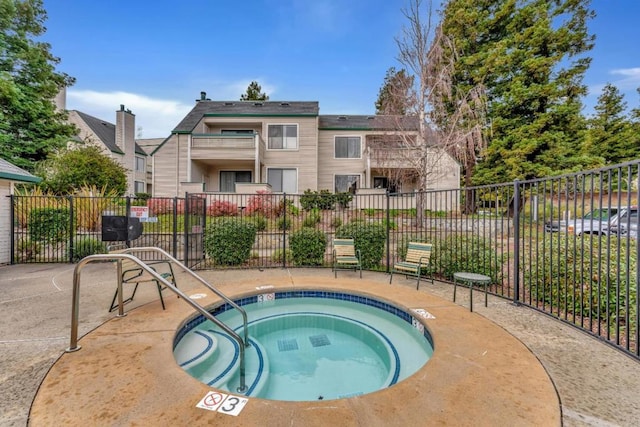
xmin=37 ymin=145 xmax=127 ymax=195
xmin=148 ymin=198 xmax=183 ymax=215
xmin=302 ymin=209 xmax=321 ymax=227
xmin=363 ymin=208 xmax=377 ymax=216
xmin=245 ymin=190 xmax=277 ymax=217
xmin=331 ymin=216 xmax=343 ymax=228
xmin=15 ymin=238 xmax=41 ymax=262
xmin=277 ymin=198 xmax=299 ymax=217
xmin=28 ymin=207 xmax=72 ymax=243
xmin=289 ymin=227 xmax=327 ymax=266
xmin=336 ymin=221 xmax=386 ymax=269
xmin=335 ymin=192 xmax=353 ymax=209
xmin=204 ymin=218 xmax=256 ymax=266
xmin=523 ymin=235 xmax=637 ymax=329
xmin=432 ymin=235 xmax=503 ymax=282
xmin=425 ymin=209 xmax=447 ymax=218
xmin=207 ymin=200 xmax=239 ymax=217
xmin=300 ymin=189 xmax=335 ymax=210
xmin=277 ymin=216 xmax=292 ymax=230
xmin=249 ymin=214 xmax=268 ymax=231
xmin=271 ymin=248 xmax=292 ymax=264
xmin=73 ymin=186 xmax=121 ymax=232
xmin=70 ymin=236 xmax=107 ymax=262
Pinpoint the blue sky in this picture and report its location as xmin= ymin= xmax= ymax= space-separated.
xmin=41 ymin=0 xmax=640 ymax=138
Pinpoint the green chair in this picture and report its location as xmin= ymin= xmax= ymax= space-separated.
xmin=389 ymin=242 xmax=433 ymax=289
xmin=109 ymin=249 xmax=176 ymax=312
xmin=332 ymin=238 xmax=362 ymax=278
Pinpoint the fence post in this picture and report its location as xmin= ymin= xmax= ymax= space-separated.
xmin=386 ymin=190 xmax=391 ymax=273
xmin=512 ymin=180 xmax=520 ymax=305
xmin=10 ymin=195 xmax=15 ymax=265
xmin=282 ymin=193 xmax=287 ymax=268
xmin=68 ymin=195 xmax=74 ymax=263
xmin=172 ymin=197 xmax=178 ymax=259
xmin=184 ymin=193 xmax=190 ymax=266
xmin=125 ymin=196 xmax=131 ymax=248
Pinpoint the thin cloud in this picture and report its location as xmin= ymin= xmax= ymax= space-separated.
xmin=608 ymin=67 xmax=640 ymax=89
xmin=67 ymin=90 xmax=192 ymax=138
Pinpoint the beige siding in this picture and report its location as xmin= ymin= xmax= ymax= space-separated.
xmin=318 ymin=130 xmax=367 ymax=191
xmin=0 ymin=181 xmax=11 ymax=264
xmin=260 ymin=117 xmax=318 ymax=192
xmin=67 ymin=111 xmax=112 ymax=156
xmin=151 ymin=135 xmax=181 ymax=196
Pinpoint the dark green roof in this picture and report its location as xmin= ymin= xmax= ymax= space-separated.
xmin=172 ymin=101 xmax=320 ymax=133
xmin=0 ymin=158 xmax=41 ymax=183
xmin=319 ymin=115 xmax=418 ymax=130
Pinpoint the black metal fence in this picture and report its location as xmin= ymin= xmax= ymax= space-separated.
xmin=10 ymin=161 xmax=640 ymax=359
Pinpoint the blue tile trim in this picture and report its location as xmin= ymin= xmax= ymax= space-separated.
xmin=205 ymin=330 xmax=240 ymax=386
xmin=179 ymin=330 xmax=214 ymax=367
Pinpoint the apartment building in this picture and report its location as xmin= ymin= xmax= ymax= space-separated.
xmin=66 ymin=105 xmax=151 ymax=195
xmin=150 ymin=93 xmax=460 ymax=198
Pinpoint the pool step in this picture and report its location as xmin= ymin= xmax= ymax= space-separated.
xmin=173 ymin=330 xmax=218 ymax=370
xmin=191 ymin=331 xmax=270 ymax=397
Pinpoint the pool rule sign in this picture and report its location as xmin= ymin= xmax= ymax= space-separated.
xmin=196 ymin=391 xmax=248 ymax=416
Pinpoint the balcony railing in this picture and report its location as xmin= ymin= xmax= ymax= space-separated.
xmin=191 ymin=134 xmax=261 ymax=161
xmin=368 ymin=147 xmax=421 ymax=168
xmin=191 ymin=134 xmax=256 ymax=149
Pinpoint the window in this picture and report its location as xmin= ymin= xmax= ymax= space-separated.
xmin=335 ymin=175 xmax=360 ymax=193
xmin=373 ymin=176 xmax=398 ymax=193
xmin=267 ymin=168 xmax=297 ymax=193
xmin=335 ymin=136 xmax=361 ymax=158
xmin=134 ymin=181 xmax=146 ymax=194
xmin=220 ymin=171 xmax=252 ymax=192
xmin=135 ymin=156 xmax=145 ymax=172
xmin=268 ymin=124 xmax=297 ymax=149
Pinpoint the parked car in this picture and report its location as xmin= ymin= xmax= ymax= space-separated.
xmin=544 ymin=206 xmax=638 ymax=238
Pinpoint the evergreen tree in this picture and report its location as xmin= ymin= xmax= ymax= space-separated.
xmin=375 ymin=67 xmax=413 ymax=115
xmin=629 ymin=88 xmax=640 ymax=160
xmin=0 ymin=0 xmax=76 ymax=171
xmin=587 ymin=83 xmax=634 ymax=164
xmin=439 ymin=0 xmax=596 ymax=184
xmin=240 ymin=81 xmax=269 ymax=101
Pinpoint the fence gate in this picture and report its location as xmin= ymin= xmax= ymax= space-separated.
xmin=184 ymin=193 xmax=206 ymax=269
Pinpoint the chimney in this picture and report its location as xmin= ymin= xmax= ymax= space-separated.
xmin=116 ymin=105 xmax=137 ymax=194
xmin=54 ymin=87 xmax=67 ymax=112
xmin=200 ymin=91 xmax=206 ymax=101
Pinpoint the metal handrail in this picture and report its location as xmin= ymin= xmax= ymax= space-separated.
xmin=115 ymin=247 xmax=249 ymax=347
xmin=66 ymin=251 xmax=248 ymax=392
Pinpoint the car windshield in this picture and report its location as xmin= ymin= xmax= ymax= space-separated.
xmin=583 ymin=208 xmax=617 ymax=221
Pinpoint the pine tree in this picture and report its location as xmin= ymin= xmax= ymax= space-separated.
xmin=439 ymin=0 xmax=596 ymax=184
xmin=587 ymin=83 xmax=634 ymax=164
xmin=0 ymin=0 xmax=76 ymax=171
xmin=375 ymin=67 xmax=413 ymax=115
xmin=240 ymin=81 xmax=269 ymax=101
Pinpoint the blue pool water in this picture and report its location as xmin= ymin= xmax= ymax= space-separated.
xmin=173 ymin=291 xmax=434 ymax=401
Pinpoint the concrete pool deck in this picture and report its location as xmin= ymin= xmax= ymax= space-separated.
xmin=1 ymin=264 xmax=640 ymax=426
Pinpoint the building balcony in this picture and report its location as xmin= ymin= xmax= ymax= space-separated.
xmin=367 ymin=147 xmax=422 ymax=169
xmin=190 ymin=134 xmax=264 ymax=161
